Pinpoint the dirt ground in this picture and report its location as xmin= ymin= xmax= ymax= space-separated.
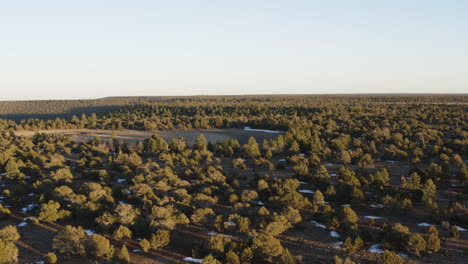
xmin=14 ymin=128 xmax=281 ymax=146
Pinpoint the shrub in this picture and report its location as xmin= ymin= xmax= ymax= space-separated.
xmin=380 ymin=250 xmax=403 ymax=264
xmin=52 ymin=225 xmax=87 ymax=255
xmin=86 ymin=234 xmax=114 ymax=258
xmin=0 ymin=239 xmax=19 ymax=263
xmin=0 ymin=225 xmax=20 ymax=242
xmin=150 ymin=230 xmax=171 ymax=249
xmin=113 ymin=225 xmax=132 ymax=240
xmin=450 ymin=225 xmax=460 ymax=239
xmin=226 ymin=250 xmax=240 ymax=264
xmin=405 ymin=233 xmax=426 ymax=256
xmin=38 ymin=200 xmax=71 ymax=222
xmin=0 ymin=205 xmax=11 ymax=219
xmin=117 ymin=245 xmax=131 ymax=263
xmin=139 ymin=239 xmax=151 ymax=252
xmin=44 ymin=252 xmax=58 ymax=264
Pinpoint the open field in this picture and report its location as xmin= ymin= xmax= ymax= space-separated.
xmin=14 ymin=128 xmax=282 ymax=146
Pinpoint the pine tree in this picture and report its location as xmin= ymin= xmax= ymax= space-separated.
xmin=194 ymin=134 xmax=208 ymax=150
xmin=117 ymin=245 xmax=131 ymax=263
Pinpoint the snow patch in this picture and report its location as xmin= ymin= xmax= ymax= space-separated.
xmin=311 ymin=221 xmax=326 ymax=229
xmin=332 ymin=241 xmax=343 ymax=248
xmin=417 ymin=222 xmax=432 ymax=227
xmin=456 ymin=226 xmax=467 ymax=231
xmin=243 ymin=127 xmax=282 ymax=134
xmin=132 ymin=249 xmax=142 ymax=252
xmin=364 ymin=216 xmax=387 ymax=220
xmin=21 ymin=204 xmax=38 ymax=213
xmin=117 ymin=179 xmax=127 ymax=183
xmin=369 ymin=244 xmax=384 ymax=254
xmin=341 ymin=204 xmax=351 ymax=207
xmin=183 ymin=257 xmax=203 ymax=263
xmin=299 ymin=189 xmax=314 ymax=194
xmin=330 ymin=231 xmax=340 ymax=238
xmin=85 ymin=229 xmax=95 ymax=236
xmin=18 ymin=222 xmax=28 ymax=227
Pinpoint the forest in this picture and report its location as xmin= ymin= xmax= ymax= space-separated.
xmin=0 ymin=95 xmax=466 ymax=264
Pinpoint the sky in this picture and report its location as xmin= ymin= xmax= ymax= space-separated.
xmin=0 ymin=0 xmax=467 ymax=100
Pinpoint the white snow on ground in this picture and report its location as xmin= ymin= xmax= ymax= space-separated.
xmin=183 ymin=257 xmax=203 ymax=263
xmin=136 ymin=238 xmax=142 ymax=241
xmin=341 ymin=204 xmax=351 ymax=207
xmin=36 ymin=261 xmax=45 ymax=264
xmin=207 ymin=232 xmax=236 ymax=238
xmin=456 ymin=226 xmax=467 ymax=231
xmin=299 ymin=190 xmax=314 ymax=194
xmin=243 ymin=127 xmax=282 ymax=134
xmin=18 ymin=222 xmax=28 ymax=227
xmin=125 ymin=189 xmax=131 ymax=194
xmin=256 ymin=201 xmax=264 ymax=205
xmin=369 ymin=244 xmax=384 ymax=253
xmin=325 ymin=163 xmax=333 ymax=166
xmin=0 ymin=173 xmax=6 ymax=176
xmin=330 ymin=173 xmax=337 ymax=177
xmin=332 ymin=241 xmax=343 ymax=248
xmin=117 ymin=179 xmax=126 ymax=183
xmin=311 ymin=221 xmax=327 ymax=229
xmin=299 ymin=153 xmax=305 ymax=156
xmin=118 ymin=201 xmax=126 ymax=205
xmin=27 ymin=193 xmax=34 ymax=196
xmin=224 ymin=221 xmax=236 ymax=226
xmin=278 ymin=159 xmax=286 ymax=162
xmin=364 ymin=216 xmax=387 ymax=220
xmin=330 ymin=231 xmax=340 ymax=238
xmin=397 ymin=253 xmax=408 ymax=258
xmin=24 ymin=217 xmax=36 ymax=221
xmin=85 ymin=229 xmax=95 ymax=236
xmin=132 ymin=249 xmax=142 ymax=252
xmin=21 ymin=204 xmax=38 ymax=213
xmin=418 ymin=222 xmax=432 ymax=227
xmin=370 ymin=204 xmax=384 ymax=208
xmin=299 ymin=181 xmax=308 ymax=185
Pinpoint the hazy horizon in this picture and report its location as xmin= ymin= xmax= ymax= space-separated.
xmin=1 ymin=0 xmax=467 ymax=100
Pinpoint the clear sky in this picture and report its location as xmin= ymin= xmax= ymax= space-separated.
xmin=0 ymin=0 xmax=467 ymax=100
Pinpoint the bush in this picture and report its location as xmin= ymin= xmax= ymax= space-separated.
xmin=0 ymin=205 xmax=11 ymax=219
xmin=226 ymin=250 xmax=240 ymax=264
xmin=202 ymin=254 xmax=222 ymax=264
xmin=150 ymin=230 xmax=171 ymax=249
xmin=0 ymin=239 xmax=19 ymax=263
xmin=113 ymin=225 xmax=132 ymax=240
xmin=450 ymin=226 xmax=460 ymax=239
xmin=44 ymin=252 xmax=58 ymax=264
xmin=117 ymin=245 xmax=131 ymax=263
xmin=0 ymin=225 xmax=20 ymax=242
xmin=86 ymin=234 xmax=114 ymax=258
xmin=52 ymin=225 xmax=87 ymax=255
xmin=405 ymin=233 xmax=426 ymax=256
xmin=38 ymin=200 xmax=71 ymax=222
xmin=380 ymin=250 xmax=403 ymax=264
xmin=139 ymin=239 xmax=151 ymax=252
